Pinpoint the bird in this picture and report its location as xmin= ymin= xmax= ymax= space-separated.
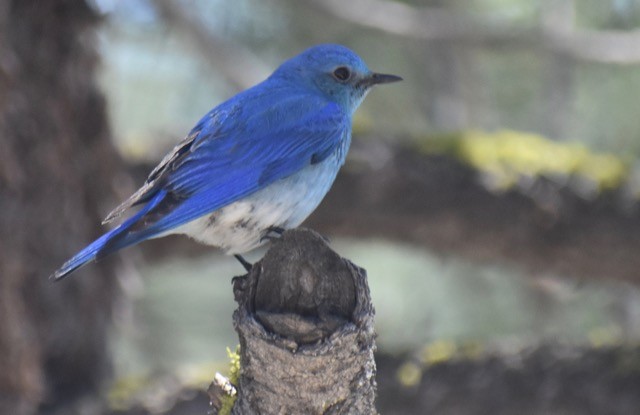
xmin=51 ymin=44 xmax=402 ymax=281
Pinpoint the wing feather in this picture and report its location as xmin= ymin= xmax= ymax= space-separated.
xmin=102 ymin=85 xmax=349 ymax=239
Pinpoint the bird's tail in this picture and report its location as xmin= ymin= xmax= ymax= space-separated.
xmin=50 ymin=191 xmax=166 ymax=281
xmin=50 ymin=227 xmax=125 ymax=280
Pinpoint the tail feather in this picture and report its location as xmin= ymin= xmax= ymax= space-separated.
xmin=50 ymin=228 xmax=124 ymax=280
xmin=50 ymin=190 xmax=167 ymax=281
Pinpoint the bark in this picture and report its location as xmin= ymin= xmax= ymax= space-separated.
xmin=210 ymin=229 xmax=377 ymax=415
xmin=376 ymin=345 xmax=640 ymax=415
xmin=0 ymin=1 xmax=123 ymax=413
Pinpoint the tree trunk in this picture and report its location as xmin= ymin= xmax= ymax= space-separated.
xmin=0 ymin=1 xmax=123 ymax=413
xmin=210 ymin=229 xmax=377 ymax=414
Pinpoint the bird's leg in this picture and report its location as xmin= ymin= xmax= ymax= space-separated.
xmin=260 ymin=226 xmax=285 ymax=243
xmin=234 ymin=254 xmax=253 ymax=272
xmin=235 ymin=227 xmax=284 ymax=273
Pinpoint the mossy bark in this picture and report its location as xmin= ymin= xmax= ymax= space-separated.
xmin=210 ymin=229 xmax=377 ymax=414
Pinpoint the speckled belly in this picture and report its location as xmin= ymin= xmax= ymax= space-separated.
xmin=170 ymin=154 xmax=341 ymax=254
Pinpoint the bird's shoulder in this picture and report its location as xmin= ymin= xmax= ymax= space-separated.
xmin=196 ymin=80 xmax=345 ymax=140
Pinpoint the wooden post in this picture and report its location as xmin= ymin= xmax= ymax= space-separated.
xmin=210 ymin=228 xmax=377 ymax=414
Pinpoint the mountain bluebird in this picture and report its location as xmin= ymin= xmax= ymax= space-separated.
xmin=51 ymin=44 xmax=401 ymax=280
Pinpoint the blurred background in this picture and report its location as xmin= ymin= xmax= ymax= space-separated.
xmin=2 ymin=0 xmax=640 ymax=414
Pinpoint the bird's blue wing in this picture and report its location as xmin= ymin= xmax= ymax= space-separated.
xmin=146 ymin=99 xmax=348 ymax=234
xmin=52 ymin=90 xmax=349 ymax=280
xmin=110 ymin=89 xmax=349 ymax=242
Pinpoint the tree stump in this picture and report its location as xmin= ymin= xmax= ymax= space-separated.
xmin=210 ymin=228 xmax=377 ymax=414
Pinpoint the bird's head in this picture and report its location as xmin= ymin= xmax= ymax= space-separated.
xmin=271 ymin=44 xmax=402 ymax=114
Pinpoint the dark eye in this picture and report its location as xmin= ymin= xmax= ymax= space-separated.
xmin=332 ymin=66 xmax=351 ymax=82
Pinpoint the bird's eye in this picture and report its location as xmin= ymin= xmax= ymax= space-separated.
xmin=332 ymin=66 xmax=351 ymax=82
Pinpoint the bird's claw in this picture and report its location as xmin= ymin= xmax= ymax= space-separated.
xmin=260 ymin=226 xmax=285 ymax=243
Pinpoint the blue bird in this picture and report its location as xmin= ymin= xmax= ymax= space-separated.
xmin=51 ymin=44 xmax=401 ymax=280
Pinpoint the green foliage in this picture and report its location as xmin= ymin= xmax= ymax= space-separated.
xmin=227 ymin=345 xmax=241 ymax=385
xmin=218 ymin=345 xmax=241 ymax=415
xmin=418 ymin=130 xmax=629 ymax=191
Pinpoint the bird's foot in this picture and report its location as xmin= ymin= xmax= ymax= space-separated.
xmin=231 ymin=274 xmax=246 ymax=286
xmin=260 ymin=226 xmax=285 ymax=243
xmin=234 ymin=254 xmax=253 ymax=272
xmin=231 ymin=274 xmax=248 ymax=302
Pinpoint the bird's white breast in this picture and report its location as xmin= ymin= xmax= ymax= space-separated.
xmin=170 ymin=151 xmax=343 ymax=254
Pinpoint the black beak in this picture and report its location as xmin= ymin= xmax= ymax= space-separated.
xmin=358 ymin=72 xmax=403 ymax=89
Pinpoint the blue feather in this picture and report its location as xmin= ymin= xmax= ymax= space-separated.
xmin=51 ymin=44 xmax=401 ymax=279
xmin=128 ymin=100 xmax=347 ymax=236
xmin=51 ymin=191 xmax=167 ymax=280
